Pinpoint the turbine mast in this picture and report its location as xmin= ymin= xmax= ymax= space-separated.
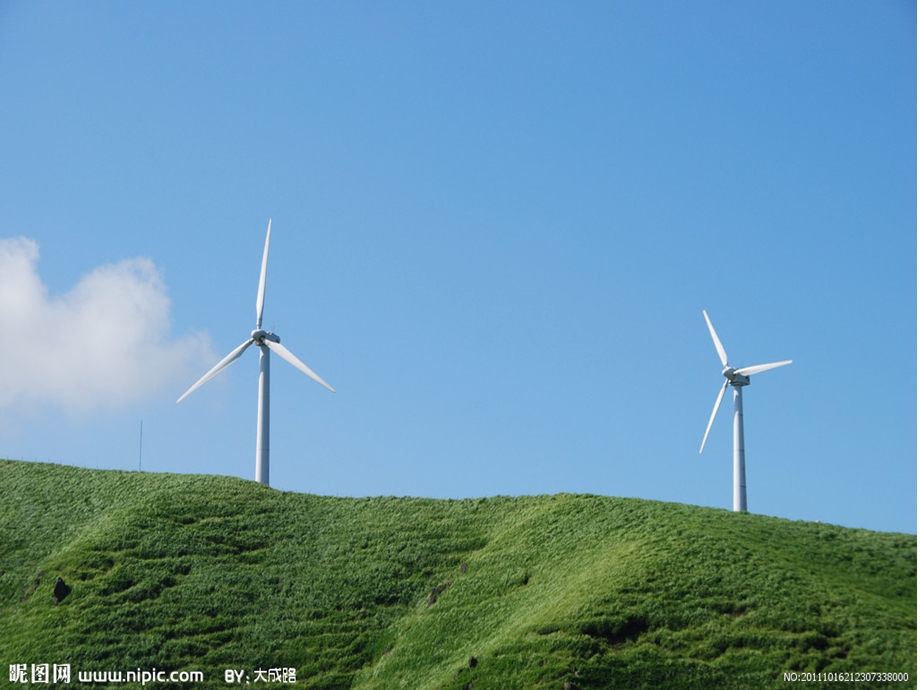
xmin=732 ymin=386 xmax=746 ymax=512
xmin=256 ymin=343 xmax=271 ymax=486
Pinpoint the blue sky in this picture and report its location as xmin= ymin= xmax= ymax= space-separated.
xmin=0 ymin=2 xmax=915 ymax=534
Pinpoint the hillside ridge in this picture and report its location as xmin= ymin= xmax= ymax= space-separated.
xmin=0 ymin=459 xmax=915 ymax=689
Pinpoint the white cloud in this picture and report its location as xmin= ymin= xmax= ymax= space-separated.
xmin=0 ymin=236 xmax=211 ymax=413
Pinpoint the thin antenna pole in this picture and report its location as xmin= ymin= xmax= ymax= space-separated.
xmin=139 ymin=420 xmax=143 ymax=472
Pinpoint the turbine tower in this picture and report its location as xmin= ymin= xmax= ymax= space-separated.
xmin=698 ymin=310 xmax=791 ymax=512
xmin=177 ymin=219 xmax=335 ymax=487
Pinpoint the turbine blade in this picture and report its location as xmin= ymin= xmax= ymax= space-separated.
xmin=702 ymin=310 xmax=729 ymax=367
xmin=255 ymin=218 xmax=272 ymax=329
xmin=176 ymin=339 xmax=253 ymax=403
xmin=264 ymin=339 xmax=336 ymax=393
xmin=735 ymin=360 xmax=793 ymax=376
xmin=699 ymin=380 xmax=729 ymax=454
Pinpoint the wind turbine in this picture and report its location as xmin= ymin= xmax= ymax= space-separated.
xmin=177 ymin=219 xmax=335 ymax=487
xmin=698 ymin=309 xmax=791 ymax=512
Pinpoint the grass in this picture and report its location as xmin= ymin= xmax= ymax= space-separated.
xmin=0 ymin=459 xmax=915 ymax=689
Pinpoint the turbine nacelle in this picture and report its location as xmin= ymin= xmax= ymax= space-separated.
xmin=251 ymin=329 xmax=280 ymax=345
xmin=722 ymin=366 xmax=750 ymax=387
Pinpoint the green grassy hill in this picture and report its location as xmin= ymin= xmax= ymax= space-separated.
xmin=0 ymin=459 xmax=914 ymax=689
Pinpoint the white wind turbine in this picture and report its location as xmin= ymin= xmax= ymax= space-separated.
xmin=698 ymin=310 xmax=791 ymax=512
xmin=177 ymin=219 xmax=335 ymax=487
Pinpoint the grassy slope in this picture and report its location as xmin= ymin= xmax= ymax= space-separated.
xmin=0 ymin=459 xmax=914 ymax=689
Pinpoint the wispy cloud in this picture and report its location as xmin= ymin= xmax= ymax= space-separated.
xmin=0 ymin=236 xmax=211 ymax=413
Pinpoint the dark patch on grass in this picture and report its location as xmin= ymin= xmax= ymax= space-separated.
xmin=52 ymin=576 xmax=71 ymax=604
xmin=427 ymin=581 xmax=452 ymax=607
xmin=581 ymin=614 xmax=650 ymax=647
xmin=20 ymin=570 xmax=44 ymax=601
